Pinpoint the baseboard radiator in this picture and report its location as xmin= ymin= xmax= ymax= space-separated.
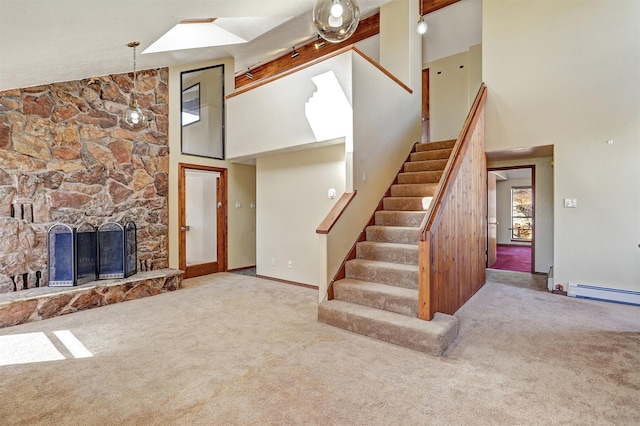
xmin=568 ymin=283 xmax=640 ymax=306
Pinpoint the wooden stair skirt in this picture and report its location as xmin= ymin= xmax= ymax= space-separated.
xmin=318 ymin=140 xmax=459 ymax=356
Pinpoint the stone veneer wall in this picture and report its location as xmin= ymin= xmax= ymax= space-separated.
xmin=0 ymin=68 xmax=169 ymax=292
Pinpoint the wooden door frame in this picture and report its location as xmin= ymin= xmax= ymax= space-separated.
xmin=487 ymin=171 xmax=498 ymax=267
xmin=422 ymin=68 xmax=430 ymax=143
xmin=487 ymin=165 xmax=536 ymax=274
xmin=178 ymin=163 xmax=228 ymax=278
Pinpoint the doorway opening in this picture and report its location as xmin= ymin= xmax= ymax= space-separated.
xmin=178 ymin=163 xmax=227 ymax=278
xmin=487 ymin=166 xmax=535 ymax=273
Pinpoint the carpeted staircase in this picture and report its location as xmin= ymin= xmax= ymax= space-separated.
xmin=318 ymin=140 xmax=459 ymax=356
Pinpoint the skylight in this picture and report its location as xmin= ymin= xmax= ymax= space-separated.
xmin=142 ymin=16 xmax=294 ymax=55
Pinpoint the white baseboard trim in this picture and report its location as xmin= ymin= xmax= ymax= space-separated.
xmin=568 ymin=283 xmax=640 ymax=306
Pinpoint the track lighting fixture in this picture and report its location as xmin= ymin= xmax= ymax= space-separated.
xmin=314 ymin=35 xmax=326 ymax=49
xmin=291 ymin=47 xmax=300 ymax=59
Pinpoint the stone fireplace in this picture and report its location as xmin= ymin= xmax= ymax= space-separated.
xmin=0 ymin=68 xmax=170 ymax=293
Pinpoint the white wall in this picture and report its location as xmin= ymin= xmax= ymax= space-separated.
xmin=168 ymin=58 xmax=257 ymax=271
xmin=256 ymin=144 xmax=345 ymax=286
xmin=226 ymin=0 xmax=421 ymax=295
xmin=484 ymin=1 xmax=640 ymax=290
xmin=421 ymin=0 xmax=482 ymax=64
xmin=245 ymin=48 xmax=418 ymax=291
xmin=426 ymin=51 xmax=470 ymax=141
xmin=226 ymin=54 xmax=353 ymax=161
xmin=423 ymin=45 xmax=482 ymax=142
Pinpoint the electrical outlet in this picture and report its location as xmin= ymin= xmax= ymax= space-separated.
xmin=288 ymin=260 xmax=292 ymax=268
xmin=564 ymin=198 xmax=577 ymax=208
xmin=271 ymin=258 xmax=276 ymax=266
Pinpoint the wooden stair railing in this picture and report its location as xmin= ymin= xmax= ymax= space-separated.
xmin=418 ymin=84 xmax=488 ymax=320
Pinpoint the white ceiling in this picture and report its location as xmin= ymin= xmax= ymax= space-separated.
xmin=0 ymin=0 xmax=392 ymax=91
xmin=491 ymin=169 xmax=532 ymax=181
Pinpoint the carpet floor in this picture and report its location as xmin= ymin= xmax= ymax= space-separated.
xmin=490 ymin=244 xmax=532 ymax=273
xmin=0 ymin=270 xmax=638 ymax=425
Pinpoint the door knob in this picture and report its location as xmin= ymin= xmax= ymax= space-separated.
xmin=217 ymin=202 xmax=222 ymax=208
xmin=180 ymin=226 xmax=190 ymax=232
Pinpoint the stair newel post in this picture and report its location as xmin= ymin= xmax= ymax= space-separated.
xmin=418 ymin=229 xmax=434 ymax=321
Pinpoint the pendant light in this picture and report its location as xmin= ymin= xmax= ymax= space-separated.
xmin=313 ymin=0 xmax=360 ymax=43
xmin=122 ymin=41 xmax=148 ymax=130
xmin=417 ymin=15 xmax=428 ymax=35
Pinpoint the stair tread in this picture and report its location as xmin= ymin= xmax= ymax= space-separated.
xmin=348 ymin=258 xmax=418 ymax=271
xmin=403 ymin=159 xmax=448 ymax=172
xmin=391 ymin=183 xmax=439 ymax=188
xmin=367 ymin=225 xmax=419 ymax=230
xmin=318 ymin=299 xmax=458 ymax=355
xmin=376 ymin=210 xmax=425 ymax=215
xmin=358 ymin=241 xmax=418 ymax=249
xmin=414 ymin=140 xmax=456 ymax=152
xmin=336 ymin=278 xmax=418 ymax=299
xmin=333 ymin=279 xmax=418 ymax=316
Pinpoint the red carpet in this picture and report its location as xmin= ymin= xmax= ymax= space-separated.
xmin=490 ymin=244 xmax=532 ymax=273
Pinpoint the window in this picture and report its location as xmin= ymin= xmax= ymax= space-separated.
xmin=181 ymin=83 xmax=200 ymax=126
xmin=181 ymin=64 xmax=225 ymax=159
xmin=511 ymin=186 xmax=533 ymax=241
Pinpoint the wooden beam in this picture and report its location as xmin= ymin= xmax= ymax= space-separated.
xmin=419 ymin=0 xmax=461 ymax=16
xmin=235 ymin=13 xmax=380 ymax=89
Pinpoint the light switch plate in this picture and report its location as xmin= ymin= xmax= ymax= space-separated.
xmin=564 ymin=198 xmax=577 ymax=208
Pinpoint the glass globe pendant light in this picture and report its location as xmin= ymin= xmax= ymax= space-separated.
xmin=313 ymin=0 xmax=360 ymax=43
xmin=417 ymin=15 xmax=428 ymax=35
xmin=122 ymin=41 xmax=148 ymax=130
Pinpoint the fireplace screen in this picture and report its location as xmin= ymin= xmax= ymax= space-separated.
xmin=47 ymin=223 xmax=97 ymax=287
xmin=97 ymin=221 xmax=137 ymax=279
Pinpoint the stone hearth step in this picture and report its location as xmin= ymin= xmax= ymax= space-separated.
xmin=318 ymin=299 xmax=458 ymax=356
xmin=333 ymin=279 xmax=418 ymax=316
xmin=0 ymin=269 xmax=183 ymax=328
xmin=346 ymin=259 xmax=418 ymax=289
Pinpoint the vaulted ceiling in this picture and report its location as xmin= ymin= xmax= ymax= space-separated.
xmin=0 ymin=0 xmax=481 ymax=92
xmin=0 ymin=0 xmax=391 ymax=91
